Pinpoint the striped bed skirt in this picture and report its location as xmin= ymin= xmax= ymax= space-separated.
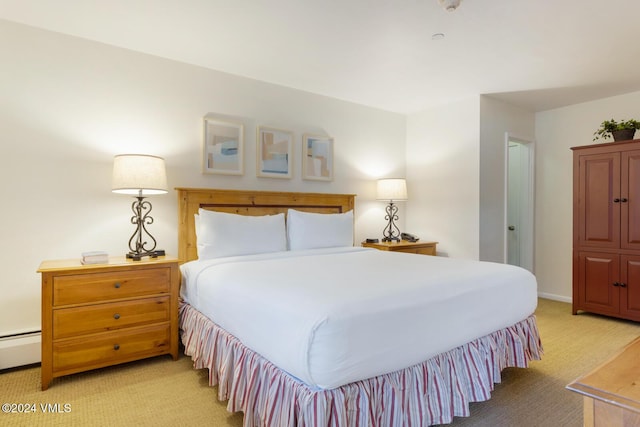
xmin=179 ymin=303 xmax=543 ymax=426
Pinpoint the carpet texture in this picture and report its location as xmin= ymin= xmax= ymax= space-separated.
xmin=1 ymin=298 xmax=639 ymax=426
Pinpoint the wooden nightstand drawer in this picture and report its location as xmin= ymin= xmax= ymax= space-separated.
xmin=53 ymin=324 xmax=171 ymax=375
xmin=39 ymin=256 xmax=180 ymax=390
xmin=396 ymin=246 xmax=436 ymax=256
xmin=53 ymin=296 xmax=171 ymax=339
xmin=53 ymin=268 xmax=171 ymax=306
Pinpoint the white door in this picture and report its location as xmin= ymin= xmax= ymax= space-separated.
xmin=507 ymin=143 xmax=522 ymax=266
xmin=505 ymin=136 xmax=534 ymax=272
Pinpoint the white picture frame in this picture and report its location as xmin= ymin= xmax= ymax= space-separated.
xmin=256 ymin=126 xmax=293 ymax=179
xmin=302 ymin=134 xmax=333 ymax=181
xmin=203 ymin=117 xmax=244 ymax=175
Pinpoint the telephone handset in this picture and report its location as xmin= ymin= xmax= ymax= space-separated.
xmin=401 ymin=232 xmax=419 ymax=242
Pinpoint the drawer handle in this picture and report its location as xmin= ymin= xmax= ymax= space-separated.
xmin=114 ymin=282 xmax=121 ymax=289
xmin=113 ymin=344 xmax=120 ymax=351
xmin=113 ymin=313 xmax=121 ymax=320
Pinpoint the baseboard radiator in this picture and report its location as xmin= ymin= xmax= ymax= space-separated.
xmin=0 ymin=331 xmax=41 ymax=370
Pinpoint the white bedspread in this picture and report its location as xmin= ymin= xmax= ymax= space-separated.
xmin=180 ymin=247 xmax=538 ymax=390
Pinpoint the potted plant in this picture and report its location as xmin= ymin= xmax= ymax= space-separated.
xmin=593 ymin=119 xmax=640 ymax=142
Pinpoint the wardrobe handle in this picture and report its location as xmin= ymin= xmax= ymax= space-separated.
xmin=621 ymin=198 xmax=628 ymax=203
xmin=613 ymin=282 xmax=620 ymax=287
xmin=619 ymin=282 xmax=627 ymax=288
xmin=614 ymin=198 xmax=621 ymax=203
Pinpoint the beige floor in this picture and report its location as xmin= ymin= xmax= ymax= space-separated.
xmin=2 ymin=299 xmax=639 ymax=427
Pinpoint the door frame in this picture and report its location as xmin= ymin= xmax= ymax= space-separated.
xmin=503 ymin=133 xmax=535 ymax=272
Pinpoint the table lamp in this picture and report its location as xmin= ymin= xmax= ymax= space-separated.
xmin=376 ymin=178 xmax=408 ymax=242
xmin=112 ymin=154 xmax=168 ymax=260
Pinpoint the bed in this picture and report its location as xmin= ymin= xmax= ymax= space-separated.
xmin=176 ymin=188 xmax=542 ymax=426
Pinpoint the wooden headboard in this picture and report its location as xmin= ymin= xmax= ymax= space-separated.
xmin=176 ymin=188 xmax=355 ymax=263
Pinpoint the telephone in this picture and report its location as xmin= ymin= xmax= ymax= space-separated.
xmin=401 ymin=232 xmax=419 ymax=242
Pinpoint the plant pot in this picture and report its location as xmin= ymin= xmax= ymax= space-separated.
xmin=612 ymin=129 xmax=636 ymax=141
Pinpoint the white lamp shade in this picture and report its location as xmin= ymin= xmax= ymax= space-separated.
xmin=112 ymin=154 xmax=168 ymax=195
xmin=376 ymin=178 xmax=408 ymax=201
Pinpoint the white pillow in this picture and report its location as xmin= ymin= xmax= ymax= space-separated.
xmin=196 ymin=209 xmax=287 ymax=259
xmin=287 ymin=209 xmax=354 ymax=250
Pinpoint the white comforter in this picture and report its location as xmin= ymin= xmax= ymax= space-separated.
xmin=180 ymin=247 xmax=538 ymax=390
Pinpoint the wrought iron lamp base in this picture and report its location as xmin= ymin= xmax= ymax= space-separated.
xmin=126 ymin=196 xmax=162 ymax=261
xmin=126 ymin=249 xmax=165 ymax=261
xmin=381 ymin=201 xmax=402 ymax=242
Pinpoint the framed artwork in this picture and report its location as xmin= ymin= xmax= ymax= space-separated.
xmin=302 ymin=134 xmax=333 ymax=181
xmin=257 ymin=126 xmax=293 ymax=179
xmin=203 ymin=117 xmax=244 ymax=175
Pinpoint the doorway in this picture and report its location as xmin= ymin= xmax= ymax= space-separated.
xmin=505 ymin=134 xmax=534 ymax=272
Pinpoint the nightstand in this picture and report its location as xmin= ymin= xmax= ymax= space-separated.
xmin=361 ymin=240 xmax=438 ymax=255
xmin=38 ymin=256 xmax=180 ymax=390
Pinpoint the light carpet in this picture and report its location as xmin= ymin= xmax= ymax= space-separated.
xmin=1 ymin=298 xmax=639 ymax=426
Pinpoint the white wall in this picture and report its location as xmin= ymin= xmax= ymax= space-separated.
xmin=405 ymin=96 xmax=534 ymax=262
xmin=534 ymin=90 xmax=640 ymax=301
xmin=479 ymin=96 xmax=535 ymax=263
xmin=406 ymin=91 xmax=640 ymax=302
xmin=0 ymin=20 xmax=406 ymax=337
xmin=5 ymin=16 xmax=639 ymax=350
xmin=406 ymin=97 xmax=481 ymax=259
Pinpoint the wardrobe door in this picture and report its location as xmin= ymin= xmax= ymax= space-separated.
xmin=621 ymin=150 xmax=640 ymax=250
xmin=577 ymin=252 xmax=620 ymax=316
xmin=577 ymin=152 xmax=620 ymax=249
xmin=620 ymin=255 xmax=640 ymax=321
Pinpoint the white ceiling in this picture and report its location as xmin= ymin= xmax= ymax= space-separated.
xmin=3 ymin=0 xmax=640 ymax=114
